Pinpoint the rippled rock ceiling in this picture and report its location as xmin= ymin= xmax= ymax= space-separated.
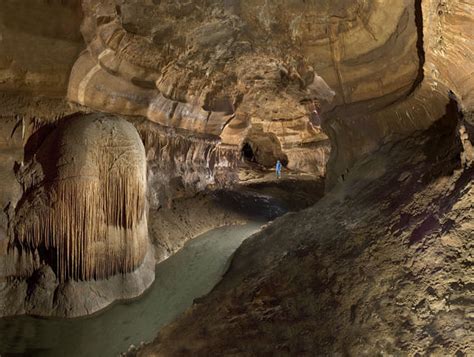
xmin=1 ymin=0 xmax=472 ymax=180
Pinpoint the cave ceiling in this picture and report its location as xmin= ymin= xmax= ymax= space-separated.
xmin=0 ymin=0 xmax=472 ymax=181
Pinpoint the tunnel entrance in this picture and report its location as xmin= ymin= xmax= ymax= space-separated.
xmin=241 ymin=142 xmax=256 ymax=162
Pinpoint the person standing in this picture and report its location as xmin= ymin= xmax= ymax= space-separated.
xmin=275 ymin=160 xmax=282 ymax=179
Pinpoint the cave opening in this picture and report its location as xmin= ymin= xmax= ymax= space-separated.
xmin=241 ymin=142 xmax=256 ymax=162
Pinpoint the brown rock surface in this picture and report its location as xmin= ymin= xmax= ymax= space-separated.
xmin=62 ymin=0 xmax=473 ymax=184
xmin=67 ymin=0 xmax=335 ymax=175
xmin=324 ymin=0 xmax=474 ymax=187
xmin=0 ymin=0 xmax=83 ymax=95
xmin=138 ymin=104 xmax=473 ymax=357
xmin=1 ymin=0 xmax=472 ymax=183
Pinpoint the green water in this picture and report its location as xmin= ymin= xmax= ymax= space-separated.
xmin=0 ymin=223 xmax=262 ymax=357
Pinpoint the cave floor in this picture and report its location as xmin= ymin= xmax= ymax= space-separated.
xmin=238 ymin=164 xmax=320 ymax=184
xmin=137 ymin=116 xmax=474 ymax=356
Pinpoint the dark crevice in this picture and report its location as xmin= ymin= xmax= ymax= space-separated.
xmin=241 ymin=142 xmax=256 ymax=163
xmin=408 ymin=0 xmax=426 ymax=94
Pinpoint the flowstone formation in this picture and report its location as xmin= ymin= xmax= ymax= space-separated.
xmin=0 ymin=114 xmax=155 ymax=317
xmin=13 ymin=114 xmax=148 ymax=282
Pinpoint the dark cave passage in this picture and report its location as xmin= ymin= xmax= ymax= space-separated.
xmin=241 ymin=142 xmax=256 ymax=163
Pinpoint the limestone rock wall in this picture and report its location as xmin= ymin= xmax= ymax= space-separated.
xmin=66 ymin=0 xmax=334 ymax=175
xmin=1 ymin=0 xmax=472 ymax=184
xmin=65 ymin=0 xmax=474 ymax=185
xmin=324 ymin=0 xmax=474 ymax=187
xmin=423 ymin=0 xmax=474 ymax=111
xmin=240 ymin=0 xmax=419 ymax=107
xmin=0 ymin=0 xmax=83 ymax=95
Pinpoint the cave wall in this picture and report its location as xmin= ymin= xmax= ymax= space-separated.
xmin=66 ymin=0 xmax=334 ymax=174
xmin=63 ymin=0 xmax=473 ymax=186
xmin=1 ymin=0 xmax=471 ymax=185
xmin=0 ymin=0 xmax=83 ymax=95
xmin=323 ymin=0 xmax=474 ymax=187
xmin=240 ymin=0 xmax=420 ymax=106
xmin=423 ymin=0 xmax=474 ymax=111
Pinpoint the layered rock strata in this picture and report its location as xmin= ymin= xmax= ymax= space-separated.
xmin=324 ymin=0 xmax=474 ymax=187
xmin=67 ymin=0 xmax=335 ymax=176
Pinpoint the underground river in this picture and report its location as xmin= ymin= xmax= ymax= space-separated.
xmin=0 ymin=223 xmax=262 ymax=357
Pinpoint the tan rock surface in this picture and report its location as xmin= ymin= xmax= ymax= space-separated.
xmin=0 ymin=0 xmax=83 ymax=95
xmin=137 ymin=105 xmax=473 ymax=357
xmin=67 ymin=0 xmax=336 ymax=175
xmin=324 ymin=0 xmax=474 ymax=187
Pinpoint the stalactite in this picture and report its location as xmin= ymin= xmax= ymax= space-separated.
xmin=137 ymin=123 xmax=241 ymax=175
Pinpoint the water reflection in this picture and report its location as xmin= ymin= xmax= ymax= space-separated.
xmin=0 ymin=223 xmax=261 ymax=357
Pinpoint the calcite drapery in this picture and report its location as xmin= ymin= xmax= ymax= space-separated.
xmin=11 ymin=114 xmax=148 ymax=282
